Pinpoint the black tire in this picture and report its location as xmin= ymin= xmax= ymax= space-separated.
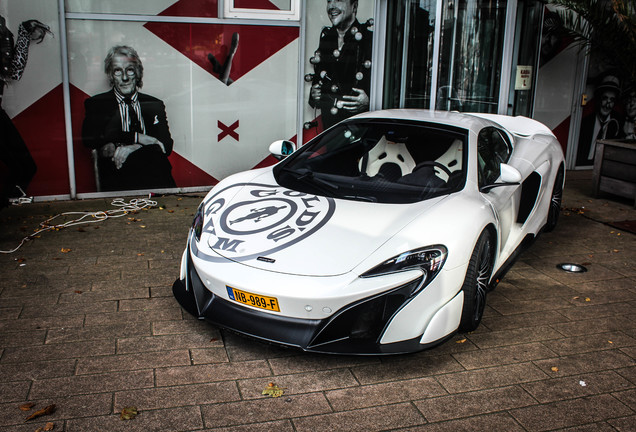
xmin=544 ymin=165 xmax=564 ymax=233
xmin=458 ymin=230 xmax=494 ymax=332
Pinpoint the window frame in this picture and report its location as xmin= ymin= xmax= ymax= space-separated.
xmin=222 ymin=0 xmax=301 ymax=21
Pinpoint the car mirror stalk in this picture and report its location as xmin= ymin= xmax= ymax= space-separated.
xmin=480 ymin=182 xmax=520 ymax=193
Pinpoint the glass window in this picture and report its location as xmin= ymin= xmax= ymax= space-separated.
xmin=67 ymin=17 xmax=299 ymax=194
xmin=64 ymin=0 xmax=216 ymax=16
xmin=436 ymin=0 xmax=508 ymax=113
xmin=383 ymin=0 xmax=437 ymax=109
xmin=224 ymin=0 xmax=299 ymax=20
xmin=477 ymin=127 xmax=511 ymax=186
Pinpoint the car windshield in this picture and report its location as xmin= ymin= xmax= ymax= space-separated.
xmin=274 ymin=119 xmax=468 ymax=204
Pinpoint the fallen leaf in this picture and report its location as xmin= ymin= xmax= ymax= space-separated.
xmin=140 ymin=225 xmax=146 ymax=229
xmin=74 ymin=290 xmax=83 ymax=294
xmin=24 ymin=404 xmax=55 ymax=422
xmin=585 ymin=297 xmax=591 ymax=302
xmin=60 ymin=248 xmax=71 ymax=253
xmin=19 ymin=402 xmax=35 ymax=411
xmin=456 ymin=338 xmax=467 ymax=344
xmin=573 ymin=296 xmax=580 ymax=300
xmin=120 ymin=406 xmax=138 ymax=420
xmin=608 ymin=340 xmax=613 ymax=344
xmin=137 ymin=253 xmax=145 ymax=256
xmin=551 ymin=366 xmax=559 ymax=373
xmin=167 ymin=210 xmax=175 ymax=213
xmin=17 ymin=258 xmax=26 ymax=263
xmin=35 ymin=422 xmax=55 ymax=432
xmin=262 ymin=383 xmax=286 ymax=398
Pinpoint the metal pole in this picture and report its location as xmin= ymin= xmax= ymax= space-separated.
xmin=370 ymin=0 xmax=387 ymax=110
xmin=58 ymin=0 xmax=76 ymax=199
xmin=429 ymin=0 xmax=444 ymax=110
xmin=296 ymin=0 xmax=307 ymax=146
xmin=499 ymin=0 xmax=518 ymax=115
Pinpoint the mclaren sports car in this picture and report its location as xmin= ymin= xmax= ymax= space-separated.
xmin=173 ymin=109 xmax=565 ymax=354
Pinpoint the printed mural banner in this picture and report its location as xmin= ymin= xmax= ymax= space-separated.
xmin=2 ymin=0 xmax=300 ymax=199
xmin=69 ymin=0 xmax=299 ymax=194
xmin=302 ymin=0 xmax=375 ymax=142
xmin=3 ymin=0 xmax=380 ymax=198
xmin=1 ymin=1 xmax=64 ymax=202
xmin=534 ymin=5 xmax=635 ymax=168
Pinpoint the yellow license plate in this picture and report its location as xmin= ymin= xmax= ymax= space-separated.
xmin=226 ymin=286 xmax=280 ymax=312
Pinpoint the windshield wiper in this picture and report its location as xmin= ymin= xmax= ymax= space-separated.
xmin=342 ymin=194 xmax=377 ymax=202
xmin=281 ymin=167 xmax=339 ymax=196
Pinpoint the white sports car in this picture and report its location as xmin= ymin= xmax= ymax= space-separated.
xmin=173 ymin=110 xmax=565 ymax=354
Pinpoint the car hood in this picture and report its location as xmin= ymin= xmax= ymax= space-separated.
xmin=196 ymin=170 xmax=446 ymax=277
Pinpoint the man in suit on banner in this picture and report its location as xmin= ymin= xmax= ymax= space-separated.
xmin=82 ymin=45 xmax=176 ymax=191
xmin=308 ymin=0 xmax=373 ymax=131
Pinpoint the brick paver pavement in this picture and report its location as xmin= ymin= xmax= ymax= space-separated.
xmin=0 ymin=171 xmax=634 ymax=431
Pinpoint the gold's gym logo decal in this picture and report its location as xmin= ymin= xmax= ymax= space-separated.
xmin=195 ymin=183 xmax=335 ymax=261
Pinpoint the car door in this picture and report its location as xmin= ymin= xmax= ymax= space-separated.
xmin=477 ymin=127 xmax=519 ymax=251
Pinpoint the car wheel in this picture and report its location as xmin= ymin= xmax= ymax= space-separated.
xmin=544 ymin=165 xmax=564 ymax=232
xmin=458 ymin=230 xmax=494 ymax=332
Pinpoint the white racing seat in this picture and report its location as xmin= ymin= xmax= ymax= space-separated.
xmin=433 ymin=138 xmax=462 ymax=181
xmin=359 ymin=136 xmax=416 ymax=181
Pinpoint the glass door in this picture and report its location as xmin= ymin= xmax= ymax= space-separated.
xmin=436 ymin=0 xmax=508 ymax=113
xmin=381 ymin=0 xmax=528 ymax=114
xmin=382 ymin=0 xmax=438 ymax=109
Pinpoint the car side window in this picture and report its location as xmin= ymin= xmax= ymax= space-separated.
xmin=477 ymin=127 xmax=512 ymax=186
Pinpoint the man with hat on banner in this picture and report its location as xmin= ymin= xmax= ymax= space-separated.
xmin=577 ymin=73 xmax=622 ymax=166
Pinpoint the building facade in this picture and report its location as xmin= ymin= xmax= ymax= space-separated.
xmin=0 ymin=0 xmax=614 ymax=201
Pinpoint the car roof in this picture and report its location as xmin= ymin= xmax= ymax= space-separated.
xmin=350 ymin=109 xmax=556 ymax=140
xmin=348 ymin=109 xmax=494 ymax=134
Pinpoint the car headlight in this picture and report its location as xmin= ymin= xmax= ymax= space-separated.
xmin=191 ymin=202 xmax=205 ymax=242
xmin=361 ymin=245 xmax=447 ymax=281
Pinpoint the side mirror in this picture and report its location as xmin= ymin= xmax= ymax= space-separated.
xmin=480 ymin=163 xmax=522 ymax=192
xmin=269 ymin=140 xmax=296 ymax=160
